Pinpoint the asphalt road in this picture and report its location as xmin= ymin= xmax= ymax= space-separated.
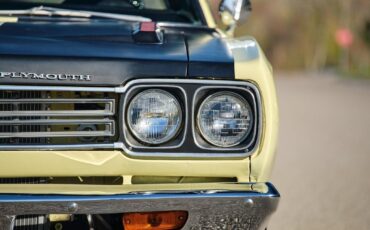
xmin=269 ymin=72 xmax=370 ymax=230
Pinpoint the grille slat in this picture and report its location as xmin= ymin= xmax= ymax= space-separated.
xmin=0 ymin=98 xmax=115 ymax=117
xmin=0 ymin=119 xmax=115 ymax=138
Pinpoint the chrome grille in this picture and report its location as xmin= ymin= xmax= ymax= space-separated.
xmin=0 ymin=89 xmax=117 ymax=147
xmin=0 ymin=91 xmax=46 ymax=144
xmin=14 ymin=215 xmax=47 ymax=230
xmin=0 ymin=177 xmax=48 ymax=184
xmin=0 ymin=176 xmax=123 ymax=185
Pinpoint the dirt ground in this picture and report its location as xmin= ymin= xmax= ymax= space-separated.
xmin=269 ymin=72 xmax=370 ymax=230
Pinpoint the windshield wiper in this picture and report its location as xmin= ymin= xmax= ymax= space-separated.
xmin=0 ymin=6 xmax=151 ymax=22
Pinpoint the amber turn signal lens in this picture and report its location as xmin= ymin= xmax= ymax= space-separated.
xmin=122 ymin=211 xmax=188 ymax=230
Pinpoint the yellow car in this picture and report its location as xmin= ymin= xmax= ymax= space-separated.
xmin=0 ymin=0 xmax=279 ymax=229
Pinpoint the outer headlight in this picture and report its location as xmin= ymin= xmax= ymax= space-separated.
xmin=197 ymin=91 xmax=253 ymax=147
xmin=127 ymin=89 xmax=182 ymax=145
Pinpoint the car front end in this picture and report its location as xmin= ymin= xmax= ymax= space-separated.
xmin=0 ymin=0 xmax=279 ymax=229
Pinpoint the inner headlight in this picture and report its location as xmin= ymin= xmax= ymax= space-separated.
xmin=127 ymin=89 xmax=182 ymax=145
xmin=197 ymin=91 xmax=253 ymax=147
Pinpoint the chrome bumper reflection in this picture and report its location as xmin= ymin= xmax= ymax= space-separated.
xmin=0 ymin=183 xmax=279 ymax=230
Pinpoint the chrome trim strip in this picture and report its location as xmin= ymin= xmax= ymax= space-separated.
xmin=157 ymin=22 xmax=209 ymax=29
xmin=0 ymin=98 xmax=114 ymax=103
xmin=0 ymin=85 xmax=120 ymax=93
xmin=0 ymin=119 xmax=112 ymax=125
xmin=0 ymin=120 xmax=115 ymax=138
xmin=0 ymin=143 xmax=115 ymax=151
xmin=0 ymin=183 xmax=280 ymax=212
xmin=0 ymin=110 xmax=112 ymax=117
xmin=0 ymin=98 xmax=115 ymax=117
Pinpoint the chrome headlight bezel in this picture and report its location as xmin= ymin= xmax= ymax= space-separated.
xmin=196 ymin=91 xmax=254 ymax=148
xmin=192 ymin=85 xmax=259 ymax=152
xmin=122 ymin=84 xmax=188 ymax=150
xmin=126 ymin=89 xmax=183 ymax=145
xmin=121 ymin=79 xmax=261 ymax=158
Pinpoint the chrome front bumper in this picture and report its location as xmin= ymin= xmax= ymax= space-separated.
xmin=0 ymin=183 xmax=279 ymax=230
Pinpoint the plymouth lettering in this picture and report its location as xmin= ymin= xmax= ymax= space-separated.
xmin=0 ymin=72 xmax=92 ymax=81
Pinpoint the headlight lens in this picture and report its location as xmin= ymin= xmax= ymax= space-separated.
xmin=127 ymin=89 xmax=182 ymax=145
xmin=197 ymin=91 xmax=253 ymax=147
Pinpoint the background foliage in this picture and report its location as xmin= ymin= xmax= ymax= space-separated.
xmin=235 ymin=0 xmax=370 ymax=76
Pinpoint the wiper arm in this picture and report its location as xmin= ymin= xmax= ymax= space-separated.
xmin=0 ymin=6 xmax=151 ymax=22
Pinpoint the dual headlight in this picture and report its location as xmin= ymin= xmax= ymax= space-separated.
xmin=127 ymin=89 xmax=182 ymax=145
xmin=127 ymin=89 xmax=253 ymax=148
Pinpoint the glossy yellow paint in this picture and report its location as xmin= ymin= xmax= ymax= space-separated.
xmin=0 ymin=183 xmax=263 ymax=195
xmin=0 ymin=17 xmax=18 ymax=23
xmin=0 ymin=150 xmax=250 ymax=193
xmin=198 ymin=0 xmax=216 ymax=28
xmin=232 ymin=38 xmax=279 ymax=182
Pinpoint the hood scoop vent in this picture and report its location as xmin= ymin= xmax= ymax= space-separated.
xmin=132 ymin=22 xmax=163 ymax=44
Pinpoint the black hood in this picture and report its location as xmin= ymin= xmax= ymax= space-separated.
xmin=0 ymin=20 xmax=234 ymax=86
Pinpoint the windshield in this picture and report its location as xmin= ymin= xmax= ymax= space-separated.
xmin=0 ymin=0 xmax=201 ymax=23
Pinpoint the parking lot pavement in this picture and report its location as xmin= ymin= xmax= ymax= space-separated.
xmin=269 ymin=72 xmax=370 ymax=230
